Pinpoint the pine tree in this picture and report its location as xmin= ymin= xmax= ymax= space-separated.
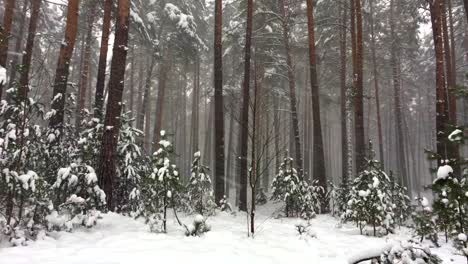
xmin=133 ymin=131 xmax=181 ymax=233
xmin=186 ymin=151 xmax=216 ymax=215
xmin=412 ymin=197 xmax=439 ymax=246
xmin=345 ymin=146 xmax=396 ymax=236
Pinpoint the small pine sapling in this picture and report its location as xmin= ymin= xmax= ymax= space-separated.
xmin=186 ymin=151 xmax=216 ymax=215
xmin=412 ymin=197 xmax=439 ymax=246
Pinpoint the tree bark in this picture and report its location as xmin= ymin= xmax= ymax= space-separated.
xmin=369 ymin=0 xmax=384 ymax=167
xmin=339 ymin=0 xmax=348 ymax=187
xmin=353 ymin=0 xmax=365 ymax=173
xmin=17 ymin=0 xmax=41 ymax=101
xmin=76 ymin=1 xmax=97 ymax=130
xmin=98 ymin=0 xmax=131 ymax=210
xmin=141 ymin=57 xmax=155 ymax=150
xmin=153 ymin=56 xmax=171 ymax=149
xmin=306 ymin=0 xmax=327 ymax=211
xmin=94 ymin=0 xmax=113 ymax=118
xmin=238 ymin=0 xmax=253 ymax=211
xmin=213 ymin=0 xmax=225 ymax=205
xmin=9 ymin=0 xmax=28 ymax=87
xmin=0 ymin=0 xmax=16 ymax=99
xmin=191 ymin=54 xmax=200 ymax=154
xmin=390 ymin=0 xmax=408 ymax=188
xmin=429 ymin=0 xmax=449 ymax=165
xmin=279 ymin=0 xmax=303 ymax=174
xmin=49 ymin=0 xmax=80 ymax=131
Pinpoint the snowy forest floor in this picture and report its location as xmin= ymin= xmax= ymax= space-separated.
xmin=0 ymin=203 xmax=464 ymax=264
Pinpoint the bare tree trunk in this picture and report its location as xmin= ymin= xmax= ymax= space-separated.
xmin=306 ymin=0 xmax=327 ymax=211
xmin=339 ymin=0 xmax=348 ymax=187
xmin=153 ymin=55 xmax=171 ymax=149
xmin=238 ymin=0 xmax=253 ymax=211
xmin=353 ymin=0 xmax=365 ymax=173
xmin=279 ymin=0 xmax=303 ymax=174
xmin=49 ymin=0 xmax=80 ymax=130
xmin=390 ymin=0 xmax=408 ymax=188
xmin=370 ymin=0 xmax=384 ymax=167
xmin=97 ymin=0 xmax=130 ymax=210
xmin=0 ymin=0 xmax=16 ymax=99
xmin=76 ymin=1 xmax=97 ymax=130
xmin=94 ymin=0 xmax=113 ymax=118
xmin=129 ymin=45 xmax=135 ymax=119
xmin=9 ymin=0 xmax=28 ymax=86
xmin=18 ymin=0 xmax=41 ymax=101
xmin=429 ymin=0 xmax=449 ymax=165
xmin=191 ymin=54 xmax=200 ymax=154
xmin=141 ymin=57 xmax=156 ymax=150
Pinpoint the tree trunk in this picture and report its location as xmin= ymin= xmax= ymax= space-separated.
xmin=390 ymin=0 xmax=408 ymax=188
xmin=191 ymin=54 xmax=200 ymax=154
xmin=369 ymin=0 xmax=384 ymax=167
xmin=339 ymin=0 xmax=348 ymax=187
xmin=17 ymin=0 xmax=41 ymax=101
xmin=76 ymin=1 xmax=97 ymax=130
xmin=305 ymin=0 xmax=327 ymax=211
xmin=213 ymin=0 xmax=225 ymax=205
xmin=9 ymin=0 xmax=28 ymax=87
xmin=279 ymin=0 xmax=303 ymax=174
xmin=238 ymin=0 xmax=253 ymax=211
xmin=97 ymin=0 xmax=130 ymax=210
xmin=142 ymin=57 xmax=156 ymax=151
xmin=94 ymin=0 xmax=113 ymax=118
xmin=153 ymin=56 xmax=171 ymax=149
xmin=48 ymin=0 xmax=80 ymax=131
xmin=0 ymin=0 xmax=16 ymax=99
xmin=353 ymin=0 xmax=365 ymax=173
xmin=429 ymin=0 xmax=449 ymax=165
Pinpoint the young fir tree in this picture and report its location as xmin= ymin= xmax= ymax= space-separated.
xmin=271 ymin=156 xmax=301 ymax=217
xmin=115 ymin=113 xmax=145 ymax=213
xmin=345 ymin=145 xmax=396 ymax=236
xmin=271 ymin=154 xmax=321 ymax=218
xmin=186 ymin=151 xmax=215 ymax=215
xmin=427 ymin=128 xmax=468 ymax=259
xmin=412 ymin=197 xmax=439 ymax=246
xmin=133 ymin=130 xmax=181 ymax=233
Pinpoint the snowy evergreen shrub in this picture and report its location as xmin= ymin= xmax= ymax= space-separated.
xmin=431 ymin=162 xmax=468 ymax=256
xmin=133 ymin=131 xmax=181 ymax=233
xmin=115 ymin=113 xmax=145 ymax=213
xmin=184 ymin=214 xmax=211 ymax=236
xmin=77 ymin=116 xmax=103 ymax=168
xmin=344 ymin=155 xmax=395 ymax=236
xmin=48 ymin=163 xmax=106 ymax=231
xmin=412 ymin=197 xmax=439 ymax=246
xmin=389 ymin=174 xmax=411 ymax=226
xmin=271 ymin=155 xmax=321 ymax=218
xmin=186 ymin=151 xmax=216 ymax=215
xmin=218 ymin=195 xmax=232 ymax=212
xmin=380 ymin=240 xmax=441 ymax=264
xmin=295 ymin=220 xmax=316 ymax=240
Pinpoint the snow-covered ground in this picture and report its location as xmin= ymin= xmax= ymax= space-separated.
xmin=0 ymin=204 xmax=464 ymax=264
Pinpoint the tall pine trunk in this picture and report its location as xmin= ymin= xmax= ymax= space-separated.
xmin=370 ymin=0 xmax=384 ymax=167
xmin=49 ymin=0 xmax=80 ymax=131
xmin=430 ymin=0 xmax=449 ymax=165
xmin=94 ymin=0 xmax=113 ymax=118
xmin=305 ymin=0 xmax=327 ymax=211
xmin=0 ymin=0 xmax=16 ymax=99
xmin=191 ymin=55 xmax=200 ymax=154
xmin=237 ymin=0 xmax=253 ymax=211
xmin=213 ymin=0 xmax=225 ymax=205
xmin=390 ymin=0 xmax=408 ymax=188
xmin=353 ymin=0 xmax=365 ymax=172
xmin=339 ymin=0 xmax=348 ymax=187
xmin=279 ymin=0 xmax=303 ymax=174
xmin=76 ymin=1 xmax=97 ymax=130
xmin=97 ymin=0 xmax=131 ymax=210
xmin=9 ymin=0 xmax=28 ymax=87
xmin=18 ymin=0 xmax=41 ymax=101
